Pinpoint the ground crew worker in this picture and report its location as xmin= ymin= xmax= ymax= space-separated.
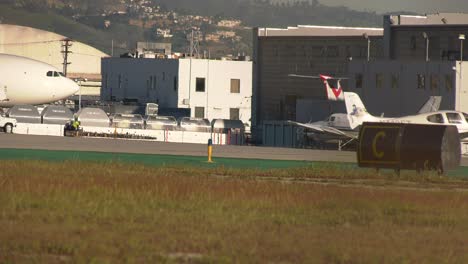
xmin=72 ymin=116 xmax=80 ymax=131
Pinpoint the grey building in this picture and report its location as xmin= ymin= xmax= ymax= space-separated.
xmin=347 ymin=14 xmax=468 ymax=117
xmin=252 ymin=25 xmax=384 ymax=131
xmin=383 ymin=13 xmax=468 ymax=61
xmin=348 ymin=60 xmax=466 ymax=116
xmin=253 ymin=13 xmax=468 ymax=140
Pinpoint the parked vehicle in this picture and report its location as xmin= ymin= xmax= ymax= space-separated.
xmin=0 ymin=114 xmax=17 ymax=133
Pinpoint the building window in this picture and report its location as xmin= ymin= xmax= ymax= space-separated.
xmin=345 ymin=46 xmax=352 ymax=58
xmin=445 ymin=75 xmax=453 ymax=92
xmin=196 ymin=78 xmax=205 ymax=92
xmin=376 ymin=73 xmax=384 ymax=89
xmin=358 ymin=46 xmax=367 ymax=58
xmin=429 ymin=36 xmax=440 ymax=59
xmin=230 ymin=79 xmax=240 ymax=93
xmin=148 ymin=76 xmax=156 ymax=90
xmin=417 ymin=74 xmax=425 ymax=89
xmin=391 ymin=74 xmax=399 ymax=89
xmin=103 ymin=73 xmax=107 ymax=90
xmin=355 ymin=74 xmax=363 ymax=89
xmin=194 ymin=107 xmax=204 ymax=118
xmin=230 ymin=108 xmax=240 ymax=120
xmin=174 ymin=76 xmax=178 ymax=91
xmin=410 ymin=36 xmax=417 ymax=50
xmin=430 ymin=74 xmax=439 ymax=91
xmin=146 ymin=79 xmax=150 ymax=98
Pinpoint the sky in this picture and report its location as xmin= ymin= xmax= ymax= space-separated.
xmin=277 ymin=0 xmax=468 ymax=14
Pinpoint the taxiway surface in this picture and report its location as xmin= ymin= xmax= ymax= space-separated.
xmin=2 ymin=134 xmax=468 ymax=166
xmin=0 ymin=134 xmax=356 ymax=163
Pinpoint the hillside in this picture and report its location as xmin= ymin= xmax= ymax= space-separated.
xmin=155 ymin=0 xmax=381 ymax=27
xmin=0 ymin=1 xmax=383 ymax=58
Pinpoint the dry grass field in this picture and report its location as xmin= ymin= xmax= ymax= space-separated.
xmin=1 ymin=160 xmax=468 ymax=263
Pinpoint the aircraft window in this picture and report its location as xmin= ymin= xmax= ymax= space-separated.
xmin=447 ymin=113 xmax=463 ymax=124
xmin=54 ymin=71 xmax=60 ymax=77
xmin=58 ymin=72 xmax=65 ymax=77
xmin=329 ymin=116 xmax=336 ymax=122
xmin=46 ymin=71 xmax=53 ymax=77
xmin=463 ymin=113 xmax=468 ymax=123
xmin=426 ymin=114 xmax=444 ymax=124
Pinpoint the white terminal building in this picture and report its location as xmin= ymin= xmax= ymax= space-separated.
xmin=101 ymin=57 xmax=252 ymax=127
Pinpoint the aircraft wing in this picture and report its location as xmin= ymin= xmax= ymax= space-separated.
xmin=287 ymin=121 xmax=358 ymax=139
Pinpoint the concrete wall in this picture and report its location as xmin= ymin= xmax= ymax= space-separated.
xmin=348 ymin=60 xmax=468 ymax=117
xmin=0 ymin=24 xmax=108 ymax=79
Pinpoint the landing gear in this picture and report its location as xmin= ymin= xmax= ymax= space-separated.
xmin=338 ymin=138 xmax=356 ymax=151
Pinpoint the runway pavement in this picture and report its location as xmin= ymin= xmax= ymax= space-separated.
xmin=0 ymin=134 xmax=356 ymax=163
xmin=1 ymin=134 xmax=468 ymax=166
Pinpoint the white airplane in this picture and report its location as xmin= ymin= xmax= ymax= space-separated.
xmin=0 ymin=54 xmax=79 ymax=107
xmin=288 ymin=74 xmax=468 ymax=144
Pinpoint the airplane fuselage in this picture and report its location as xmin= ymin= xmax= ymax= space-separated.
xmin=0 ymin=54 xmax=79 ymax=107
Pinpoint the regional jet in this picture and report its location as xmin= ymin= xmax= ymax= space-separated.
xmin=0 ymin=54 xmax=79 ymax=107
xmin=288 ymin=74 xmax=468 ymax=147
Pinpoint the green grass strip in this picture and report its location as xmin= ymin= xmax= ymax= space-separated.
xmin=1 ymin=148 xmax=467 ymax=176
xmin=0 ymin=148 xmax=317 ymax=169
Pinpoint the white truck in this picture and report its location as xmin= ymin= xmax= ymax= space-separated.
xmin=0 ymin=115 xmax=17 ymax=133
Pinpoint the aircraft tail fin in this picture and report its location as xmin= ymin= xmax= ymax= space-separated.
xmin=344 ymin=92 xmax=370 ymax=129
xmin=418 ymin=96 xmax=442 ymax=114
xmin=344 ymin=92 xmax=367 ymax=114
xmin=320 ymin=74 xmax=345 ymax=101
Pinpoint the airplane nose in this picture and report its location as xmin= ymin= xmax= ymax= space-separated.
xmin=63 ymin=78 xmax=80 ymax=96
xmin=71 ymin=80 xmax=80 ymax=94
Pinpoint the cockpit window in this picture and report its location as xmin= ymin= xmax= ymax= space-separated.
xmin=446 ymin=112 xmax=463 ymax=124
xmin=47 ymin=71 xmax=61 ymax=77
xmin=426 ymin=113 xmax=444 ymax=123
xmin=58 ymin=72 xmax=65 ymax=77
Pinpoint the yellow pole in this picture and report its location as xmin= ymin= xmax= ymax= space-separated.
xmin=207 ymin=139 xmax=213 ymax=163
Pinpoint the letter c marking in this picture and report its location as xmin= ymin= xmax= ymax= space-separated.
xmin=372 ymin=131 xmax=386 ymax=159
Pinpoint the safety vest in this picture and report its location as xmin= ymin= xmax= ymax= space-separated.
xmin=72 ymin=121 xmax=80 ymax=129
